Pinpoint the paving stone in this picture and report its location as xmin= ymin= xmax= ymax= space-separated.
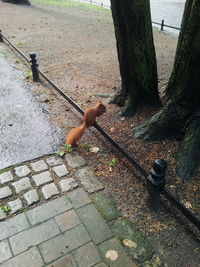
xmin=111 ymin=220 xmax=154 ymax=263
xmin=42 ymin=183 xmax=59 ymax=199
xmin=0 ymin=213 xmax=29 ymax=241
xmin=55 ymin=209 xmax=81 ymax=232
xmin=75 ymin=167 xmax=104 ymax=193
xmin=45 ymin=254 xmax=78 ymax=267
xmin=64 ymin=153 xmax=86 ymax=168
xmin=32 ymin=171 xmax=52 ymax=186
xmin=98 ymin=238 xmax=136 ymax=267
xmin=59 ymin=178 xmax=78 ymax=192
xmin=0 ymin=247 xmax=44 ymax=267
xmin=12 ymin=177 xmax=31 ymax=193
xmin=39 ymin=224 xmax=91 ymax=263
xmin=0 ymin=186 xmax=12 ymax=199
xmin=94 ymin=263 xmax=108 ymax=267
xmin=30 ymin=160 xmax=48 ymax=172
xmin=0 ymin=171 xmax=14 ymax=184
xmin=14 ymin=165 xmax=31 ymax=177
xmin=91 ymin=192 xmax=121 ymax=221
xmin=72 ymin=242 xmax=102 ymax=267
xmin=9 ymin=219 xmax=60 ymax=255
xmin=0 ymin=239 xmax=12 ymax=264
xmin=23 ymin=189 xmax=39 ymax=205
xmin=76 ymin=203 xmax=113 ymax=244
xmin=7 ymin=198 xmax=23 ymax=214
xmin=26 ymin=196 xmax=72 ymax=225
xmin=0 ymin=209 xmax=6 ymax=221
xmin=67 ymin=188 xmax=91 ymax=209
xmin=46 ymin=156 xmax=63 ymax=166
xmin=52 ymin=165 xmax=69 ymax=177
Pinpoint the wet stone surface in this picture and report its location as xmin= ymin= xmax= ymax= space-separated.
xmin=0 ymin=153 xmax=104 ymax=218
xmin=0 ymin=153 xmax=151 ymax=266
xmin=0 ymin=45 xmax=63 ymax=170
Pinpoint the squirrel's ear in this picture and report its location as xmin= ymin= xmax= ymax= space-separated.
xmin=96 ymin=101 xmax=102 ymax=107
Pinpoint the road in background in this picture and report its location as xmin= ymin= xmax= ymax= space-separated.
xmin=80 ymin=0 xmax=185 ymax=33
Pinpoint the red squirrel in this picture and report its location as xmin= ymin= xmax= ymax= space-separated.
xmin=66 ymin=102 xmax=106 ymax=147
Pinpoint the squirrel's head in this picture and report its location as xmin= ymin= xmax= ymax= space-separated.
xmin=95 ymin=101 xmax=106 ymax=114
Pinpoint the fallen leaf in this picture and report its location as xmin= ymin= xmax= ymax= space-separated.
xmin=123 ymin=239 xmax=137 ymax=248
xmin=184 ymin=202 xmax=192 ymax=209
xmin=105 ymin=250 xmax=118 ymax=261
xmin=89 ymin=147 xmax=100 ymax=153
xmin=109 ymin=166 xmax=113 ymax=172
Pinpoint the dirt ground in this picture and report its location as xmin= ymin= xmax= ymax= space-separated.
xmin=0 ymin=0 xmax=200 ymax=265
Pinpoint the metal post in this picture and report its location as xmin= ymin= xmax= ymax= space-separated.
xmin=147 ymin=159 xmax=167 ymax=211
xmin=30 ymin=53 xmax=39 ymax=82
xmin=0 ymin=30 xmax=3 ymax=42
xmin=101 ymin=2 xmax=103 ymax=7
xmin=161 ymin=20 xmax=164 ymax=31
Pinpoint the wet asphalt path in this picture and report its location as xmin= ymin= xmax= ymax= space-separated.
xmin=0 ymin=45 xmax=63 ymax=169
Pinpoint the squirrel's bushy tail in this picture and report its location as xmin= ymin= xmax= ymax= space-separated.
xmin=66 ymin=121 xmax=87 ymax=147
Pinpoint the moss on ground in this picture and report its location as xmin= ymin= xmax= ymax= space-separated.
xmin=91 ymin=191 xmax=121 ymax=221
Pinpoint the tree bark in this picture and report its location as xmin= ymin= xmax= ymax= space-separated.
xmin=110 ymin=0 xmax=161 ymax=117
xmin=2 ymin=0 xmax=31 ymax=5
xmin=176 ymin=115 xmax=200 ymax=180
xmin=133 ymin=0 xmax=200 ymax=179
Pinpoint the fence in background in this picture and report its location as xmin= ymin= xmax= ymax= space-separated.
xmin=0 ymin=30 xmax=199 ymax=231
xmin=78 ymin=0 xmax=181 ymax=31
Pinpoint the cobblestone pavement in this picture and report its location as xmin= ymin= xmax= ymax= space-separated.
xmin=0 ymin=153 xmax=135 ymax=267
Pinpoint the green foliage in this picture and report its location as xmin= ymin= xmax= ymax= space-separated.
xmin=108 ymin=158 xmax=117 ymax=167
xmin=16 ymin=41 xmax=24 ymax=46
xmin=32 ymin=0 xmax=110 ymax=13
xmin=26 ymin=71 xmax=33 ymax=79
xmin=0 ymin=166 xmax=16 ymax=175
xmin=56 ymin=144 xmax=78 ymax=157
xmin=0 ymin=205 xmax=11 ymax=213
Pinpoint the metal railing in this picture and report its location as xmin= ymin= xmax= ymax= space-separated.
xmin=78 ymin=0 xmax=181 ymax=31
xmin=0 ymin=30 xmax=199 ymax=231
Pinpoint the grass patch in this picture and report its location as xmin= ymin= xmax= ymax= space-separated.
xmin=0 ymin=50 xmax=8 ymax=58
xmin=32 ymin=0 xmax=110 ymax=13
xmin=0 ymin=166 xmax=15 ymax=175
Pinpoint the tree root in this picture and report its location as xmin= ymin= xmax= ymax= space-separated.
xmin=176 ymin=118 xmax=200 ymax=180
xmin=109 ymin=88 xmax=126 ymax=107
xmin=118 ymin=97 xmax=138 ymax=117
xmin=133 ymin=101 xmax=188 ymax=141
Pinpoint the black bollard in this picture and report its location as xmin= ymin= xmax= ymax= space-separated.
xmin=161 ymin=20 xmax=164 ymax=31
xmin=147 ymin=159 xmax=167 ymax=211
xmin=30 ymin=53 xmax=39 ymax=82
xmin=0 ymin=30 xmax=3 ymax=42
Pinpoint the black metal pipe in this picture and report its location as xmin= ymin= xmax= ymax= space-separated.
xmin=94 ymin=122 xmax=148 ymax=177
xmin=37 ymin=67 xmax=85 ymax=116
xmin=37 ymin=67 xmax=149 ymax=177
xmin=161 ymin=188 xmax=200 ymax=230
xmin=1 ymin=32 xmax=30 ymax=63
xmin=163 ymin=24 xmax=180 ymax=30
xmin=1 ymin=32 xmax=200 ymax=231
xmin=0 ymin=30 xmax=3 ymax=42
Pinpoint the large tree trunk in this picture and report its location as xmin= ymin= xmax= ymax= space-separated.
xmin=110 ymin=0 xmax=161 ymax=117
xmin=2 ymin=0 xmax=31 ymax=5
xmin=133 ymin=0 xmax=200 ymax=179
